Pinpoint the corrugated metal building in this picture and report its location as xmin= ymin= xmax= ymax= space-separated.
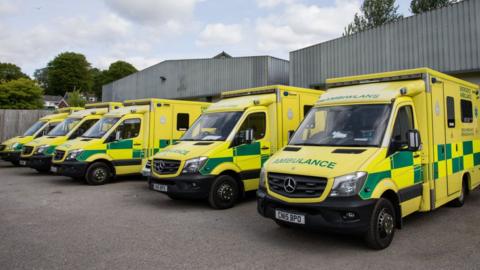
xmin=290 ymin=0 xmax=480 ymax=88
xmin=102 ymin=52 xmax=289 ymax=102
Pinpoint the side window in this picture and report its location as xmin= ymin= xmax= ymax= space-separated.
xmin=236 ymin=112 xmax=266 ymax=141
xmin=115 ymin=119 xmax=141 ymax=140
xmin=389 ymin=106 xmax=414 ymax=154
xmin=303 ymin=105 xmax=313 ymax=117
xmin=446 ymin=96 xmax=455 ymax=128
xmin=177 ymin=113 xmax=189 ymax=131
xmin=460 ymin=99 xmax=473 ymax=123
xmin=70 ymin=119 xmax=97 ymax=139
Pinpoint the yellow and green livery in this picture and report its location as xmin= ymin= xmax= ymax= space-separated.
xmin=51 ymin=99 xmax=209 ymax=185
xmin=257 ymin=68 xmax=480 ymax=249
xmin=19 ymin=102 xmax=122 ymax=172
xmin=149 ymin=85 xmax=323 ymax=209
xmin=0 ymin=107 xmax=83 ymax=166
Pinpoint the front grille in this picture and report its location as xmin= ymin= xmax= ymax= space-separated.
xmin=268 ymin=173 xmax=328 ymax=198
xmin=22 ymin=146 xmax=34 ymax=155
xmin=53 ymin=150 xmax=65 ymax=161
xmin=0 ymin=145 xmax=5 ymax=151
xmin=145 ymin=160 xmax=151 ymax=169
xmin=153 ymin=159 xmax=181 ymax=175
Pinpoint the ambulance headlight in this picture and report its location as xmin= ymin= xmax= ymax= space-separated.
xmin=182 ymin=157 xmax=208 ymax=174
xmin=66 ymin=149 xmax=84 ymax=161
xmin=12 ymin=142 xmax=21 ymax=151
xmin=36 ymin=145 xmax=50 ymax=154
xmin=329 ymin=172 xmax=367 ymax=197
xmin=259 ymin=166 xmax=267 ymax=188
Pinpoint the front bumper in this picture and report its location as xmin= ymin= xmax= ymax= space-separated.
xmin=51 ymin=161 xmax=89 ymax=179
xmin=149 ymin=174 xmax=216 ymax=199
xmin=0 ymin=151 xmax=21 ymax=163
xmin=21 ymin=155 xmax=52 ymax=170
xmin=257 ymin=189 xmax=376 ymax=234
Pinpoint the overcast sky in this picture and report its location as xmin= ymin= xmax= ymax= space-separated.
xmin=0 ymin=0 xmax=412 ymax=76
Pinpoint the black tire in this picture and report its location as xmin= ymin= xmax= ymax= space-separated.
xmin=364 ymin=198 xmax=396 ymax=250
xmin=85 ymin=162 xmax=112 ymax=185
xmin=11 ymin=160 xmax=20 ymax=166
xmin=450 ymin=180 xmax=467 ymax=207
xmin=208 ymin=175 xmax=239 ymax=209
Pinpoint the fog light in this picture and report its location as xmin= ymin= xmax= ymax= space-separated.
xmin=342 ymin=211 xmax=358 ymax=221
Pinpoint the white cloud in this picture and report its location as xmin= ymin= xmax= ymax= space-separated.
xmin=255 ymin=0 xmax=360 ymax=52
xmin=0 ymin=0 xmax=17 ymax=15
xmin=196 ymin=23 xmax=243 ymax=46
xmin=104 ymin=0 xmax=200 ymax=25
xmin=0 ymin=13 xmax=139 ymax=74
xmin=256 ymin=0 xmax=294 ymax=8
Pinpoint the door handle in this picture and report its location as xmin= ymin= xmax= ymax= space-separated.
xmin=134 ymin=143 xmax=141 ymax=146
xmin=261 ymin=146 xmax=270 ymax=150
xmin=413 ymin=154 xmax=420 ymax=158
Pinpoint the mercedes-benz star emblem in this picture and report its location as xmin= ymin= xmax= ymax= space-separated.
xmin=283 ymin=177 xmax=296 ymax=193
xmin=157 ymin=161 xmax=166 ymax=170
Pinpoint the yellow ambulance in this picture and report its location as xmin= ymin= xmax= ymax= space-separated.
xmin=19 ymin=102 xmax=122 ymax=172
xmin=149 ymin=85 xmax=322 ymax=209
xmin=0 ymin=107 xmax=83 ymax=166
xmin=51 ymin=99 xmax=210 ymax=184
xmin=257 ymin=68 xmax=480 ymax=249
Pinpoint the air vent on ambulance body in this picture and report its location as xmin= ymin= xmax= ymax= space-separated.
xmin=284 ymin=147 xmax=301 ymax=152
xmin=332 ymin=149 xmax=366 ymax=154
xmin=194 ymin=142 xmax=214 ymax=146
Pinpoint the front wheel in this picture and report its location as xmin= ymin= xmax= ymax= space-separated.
xmin=365 ymin=198 xmax=396 ymax=250
xmin=85 ymin=162 xmax=112 ymax=185
xmin=450 ymin=180 xmax=468 ymax=207
xmin=208 ymin=175 xmax=239 ymax=209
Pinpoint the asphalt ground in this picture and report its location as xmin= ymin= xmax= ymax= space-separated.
xmin=1 ymin=160 xmax=479 ymax=269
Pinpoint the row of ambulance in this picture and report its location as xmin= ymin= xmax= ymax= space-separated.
xmin=1 ymin=68 xmax=479 ymax=249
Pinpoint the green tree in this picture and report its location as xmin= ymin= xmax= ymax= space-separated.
xmin=89 ymin=67 xmax=106 ymax=98
xmin=0 ymin=62 xmax=29 ymax=83
xmin=46 ymin=52 xmax=92 ymax=96
xmin=33 ymin=67 xmax=49 ymax=90
xmin=66 ymin=90 xmax=86 ymax=107
xmin=410 ymin=0 xmax=457 ymax=14
xmin=103 ymin=61 xmax=137 ymax=85
xmin=0 ymin=78 xmax=44 ymax=109
xmin=344 ymin=0 xmax=402 ymax=35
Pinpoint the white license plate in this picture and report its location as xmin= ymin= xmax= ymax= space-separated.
xmin=19 ymin=160 xmax=27 ymax=166
xmin=50 ymin=166 xmax=58 ymax=173
xmin=152 ymin=183 xmax=168 ymax=192
xmin=275 ymin=210 xmax=305 ymax=224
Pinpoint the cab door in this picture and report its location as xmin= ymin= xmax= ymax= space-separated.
xmin=231 ymin=110 xmax=270 ymax=191
xmin=388 ymin=104 xmax=423 ymax=195
xmin=106 ymin=116 xmax=143 ymax=175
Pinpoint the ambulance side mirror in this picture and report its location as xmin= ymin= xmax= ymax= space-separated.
xmin=407 ymin=129 xmax=421 ymax=151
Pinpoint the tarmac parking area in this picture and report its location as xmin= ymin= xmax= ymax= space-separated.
xmin=1 ymin=161 xmax=480 ymax=269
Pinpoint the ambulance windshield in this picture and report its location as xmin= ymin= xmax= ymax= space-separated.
xmin=181 ymin=112 xmax=243 ymax=141
xmin=47 ymin=118 xmax=81 ymax=136
xmin=290 ymin=104 xmax=391 ymax=147
xmin=23 ymin=121 xmax=46 ymax=136
xmin=82 ymin=117 xmax=120 ymax=138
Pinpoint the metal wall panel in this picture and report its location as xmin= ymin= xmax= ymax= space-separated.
xmin=290 ymin=0 xmax=480 ymax=87
xmin=102 ymin=56 xmax=289 ymax=102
